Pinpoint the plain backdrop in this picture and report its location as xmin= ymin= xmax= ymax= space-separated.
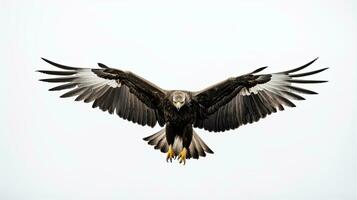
xmin=1 ymin=0 xmax=356 ymax=199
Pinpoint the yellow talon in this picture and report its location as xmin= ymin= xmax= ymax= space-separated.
xmin=166 ymin=145 xmax=175 ymax=162
xmin=178 ymin=148 xmax=187 ymax=165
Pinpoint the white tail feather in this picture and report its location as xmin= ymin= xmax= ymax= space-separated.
xmin=143 ymin=128 xmax=214 ymax=159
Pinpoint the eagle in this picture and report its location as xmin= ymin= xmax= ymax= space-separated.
xmin=38 ymin=58 xmax=327 ymax=164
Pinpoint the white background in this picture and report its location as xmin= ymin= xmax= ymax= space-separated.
xmin=1 ymin=0 xmax=356 ymax=199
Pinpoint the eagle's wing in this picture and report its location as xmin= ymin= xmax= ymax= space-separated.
xmin=38 ymin=58 xmax=166 ymax=127
xmin=193 ymin=58 xmax=328 ymax=132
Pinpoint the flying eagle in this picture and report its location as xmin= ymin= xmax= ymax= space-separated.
xmin=38 ymin=58 xmax=327 ymax=164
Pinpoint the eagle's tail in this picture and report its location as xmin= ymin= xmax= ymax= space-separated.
xmin=143 ymin=128 xmax=214 ymax=159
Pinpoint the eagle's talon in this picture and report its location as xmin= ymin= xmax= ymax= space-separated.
xmin=166 ymin=145 xmax=175 ymax=163
xmin=178 ymin=148 xmax=187 ymax=165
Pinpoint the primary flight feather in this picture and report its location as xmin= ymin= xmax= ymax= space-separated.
xmin=38 ymin=58 xmax=328 ymax=164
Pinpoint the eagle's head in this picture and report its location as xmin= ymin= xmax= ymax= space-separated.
xmin=171 ymin=91 xmax=187 ymax=111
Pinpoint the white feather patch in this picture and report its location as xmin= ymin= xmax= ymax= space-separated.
xmin=172 ymin=136 xmax=183 ymax=155
xmin=239 ymin=74 xmax=291 ymax=96
xmin=75 ymin=69 xmax=121 ymax=88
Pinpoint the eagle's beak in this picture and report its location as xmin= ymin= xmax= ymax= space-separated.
xmin=174 ymin=102 xmax=183 ymax=111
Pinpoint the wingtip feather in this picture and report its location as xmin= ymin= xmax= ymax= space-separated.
xmin=98 ymin=63 xmax=109 ymax=68
xmin=289 ymin=67 xmax=329 ymax=78
xmin=41 ymin=58 xmax=79 ymax=70
xmin=251 ymin=66 xmax=268 ymax=74
xmin=283 ymin=57 xmax=320 ymax=74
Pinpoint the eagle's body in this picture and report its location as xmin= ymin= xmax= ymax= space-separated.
xmin=38 ymin=58 xmax=327 ymax=164
xmin=162 ymin=91 xmax=199 ymax=162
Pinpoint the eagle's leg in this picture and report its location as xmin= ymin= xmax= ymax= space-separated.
xmin=166 ymin=145 xmax=175 ymax=162
xmin=166 ymin=125 xmax=176 ymax=162
xmin=178 ymin=148 xmax=187 ymax=165
xmin=178 ymin=125 xmax=192 ymax=165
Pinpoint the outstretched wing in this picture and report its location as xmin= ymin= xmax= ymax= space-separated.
xmin=38 ymin=58 xmax=166 ymax=127
xmin=193 ymin=58 xmax=328 ymax=132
